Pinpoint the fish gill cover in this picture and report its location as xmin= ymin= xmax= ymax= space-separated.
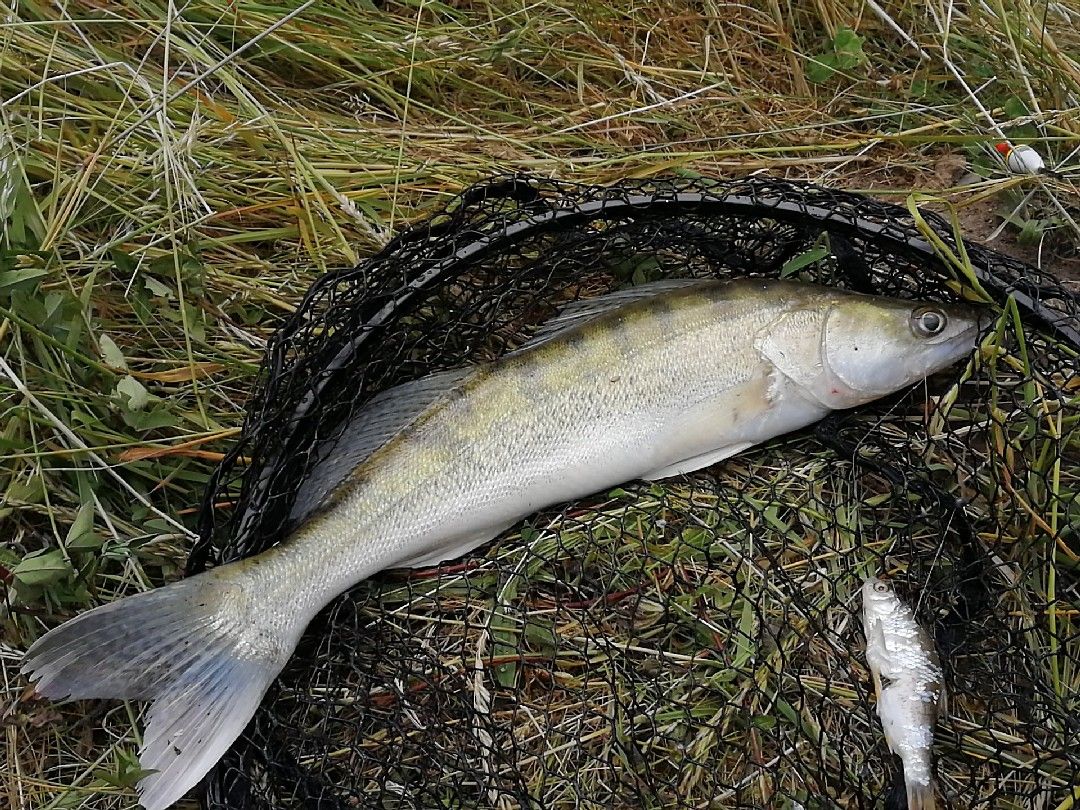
xmin=190 ymin=175 xmax=1079 ymax=810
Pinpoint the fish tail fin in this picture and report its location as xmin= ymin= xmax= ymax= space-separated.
xmin=21 ymin=566 xmax=294 ymax=810
xmin=907 ymin=779 xmax=937 ymax=810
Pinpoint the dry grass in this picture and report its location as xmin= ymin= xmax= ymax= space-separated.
xmin=1 ymin=0 xmax=1079 ymax=808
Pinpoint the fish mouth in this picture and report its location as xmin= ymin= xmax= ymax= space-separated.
xmin=937 ymin=302 xmax=990 ymax=355
xmin=969 ymin=303 xmax=995 ymax=335
xmin=961 ymin=307 xmax=991 ymax=354
xmin=963 ymin=295 xmax=997 ymax=327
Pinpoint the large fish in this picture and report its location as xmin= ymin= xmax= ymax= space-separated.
xmin=22 ymin=278 xmax=982 ymax=810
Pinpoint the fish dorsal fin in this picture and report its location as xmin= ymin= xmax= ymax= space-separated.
xmin=514 ymin=278 xmax=709 ymax=353
xmin=288 ymin=367 xmax=472 ymax=528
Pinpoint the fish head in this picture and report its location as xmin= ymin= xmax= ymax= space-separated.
xmin=861 ymin=576 xmax=891 ymax=627
xmin=815 ymin=294 xmax=985 ymax=409
xmin=861 ymin=576 xmax=896 ymax=612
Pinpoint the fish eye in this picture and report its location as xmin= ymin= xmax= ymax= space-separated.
xmin=873 ymin=581 xmax=889 ymax=593
xmin=911 ymin=306 xmax=947 ymax=338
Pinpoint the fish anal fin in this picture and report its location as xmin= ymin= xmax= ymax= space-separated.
xmin=394 ymin=523 xmax=515 ymax=570
xmin=640 ymin=443 xmax=753 ymax=481
xmin=875 ymin=683 xmax=902 ymax=754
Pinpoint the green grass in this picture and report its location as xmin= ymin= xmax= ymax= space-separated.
xmin=2 ymin=0 xmax=1079 ymax=808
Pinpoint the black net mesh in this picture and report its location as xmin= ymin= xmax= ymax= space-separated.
xmin=190 ymin=175 xmax=1080 ymax=810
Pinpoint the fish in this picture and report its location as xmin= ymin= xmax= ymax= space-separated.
xmin=22 ymin=278 xmax=982 ymax=810
xmin=862 ymin=576 xmax=946 ymax=810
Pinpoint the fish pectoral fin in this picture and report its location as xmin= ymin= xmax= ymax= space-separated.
xmin=871 ymin=668 xmax=884 ymax=704
xmin=753 ymin=308 xmax=827 ymax=394
xmin=865 ymin=616 xmax=888 ymax=678
xmin=394 ymin=524 xmax=514 ymax=569
xmin=640 ymin=443 xmax=754 ymax=481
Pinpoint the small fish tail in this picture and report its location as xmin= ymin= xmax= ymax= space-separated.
xmin=906 ymin=779 xmax=937 ymax=810
xmin=21 ymin=566 xmax=292 ymax=810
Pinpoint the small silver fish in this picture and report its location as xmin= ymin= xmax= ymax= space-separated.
xmin=862 ymin=576 xmax=945 ymax=810
xmin=23 ymin=279 xmax=981 ymax=810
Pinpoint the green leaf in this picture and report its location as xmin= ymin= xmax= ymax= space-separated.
xmin=781 ymin=244 xmax=829 ymax=277
xmin=606 ymin=253 xmax=664 ymax=285
xmin=144 ymin=276 xmax=173 ymax=299
xmin=66 ymin=501 xmax=96 ymax=544
xmin=523 ymin=617 xmax=558 ymax=652
xmin=909 ymin=78 xmax=934 ymax=98
xmin=806 ymin=27 xmax=866 ymax=83
xmin=0 ymin=266 xmax=48 ymax=289
xmin=115 ymin=375 xmax=150 ymax=410
xmin=751 ymin=714 xmax=777 ymax=731
xmin=66 ymin=499 xmax=104 ymax=551
xmin=0 ymin=545 xmax=20 ymax=569
xmin=781 ymin=232 xmax=832 ymax=278
xmin=832 ymin=27 xmax=865 ymax=68
xmin=1003 ymin=95 xmax=1029 ymax=121
xmin=93 ymin=748 xmax=154 ymax=788
xmin=5 ymin=475 xmax=45 ymax=504
xmin=805 ymin=52 xmax=839 ymax=84
xmin=98 ymin=334 xmax=127 ymax=370
xmin=46 ymin=577 xmax=93 ymax=606
xmin=110 ymin=248 xmax=137 ymax=278
xmin=1017 ymin=218 xmax=1045 ymax=246
xmin=148 ymin=254 xmax=176 ymax=279
xmin=8 ymin=286 xmax=46 ymax=322
xmin=67 ymin=531 xmax=105 ymax=551
xmin=13 ymin=549 xmax=73 ymax=586
xmin=120 ymin=404 xmax=179 ymax=431
xmin=492 ymin=574 xmax=522 ymax=689
xmin=731 ymin=596 xmax=756 ymax=670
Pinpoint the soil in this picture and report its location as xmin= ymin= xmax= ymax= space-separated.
xmin=842 ymin=152 xmax=1080 ymax=289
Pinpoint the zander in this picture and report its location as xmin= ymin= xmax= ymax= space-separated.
xmin=23 ymin=278 xmax=981 ymax=810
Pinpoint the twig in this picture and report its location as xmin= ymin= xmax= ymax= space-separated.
xmin=928 ymin=0 xmax=1008 ymax=140
xmin=550 ymin=82 xmax=724 ymax=136
xmin=864 ymin=0 xmax=931 ymax=60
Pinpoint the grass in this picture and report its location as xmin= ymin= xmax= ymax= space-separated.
xmin=1 ymin=0 xmax=1079 ymax=808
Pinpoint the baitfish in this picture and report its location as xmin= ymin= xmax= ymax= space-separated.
xmin=23 ymin=278 xmax=981 ymax=810
xmin=862 ymin=576 xmax=946 ymax=810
